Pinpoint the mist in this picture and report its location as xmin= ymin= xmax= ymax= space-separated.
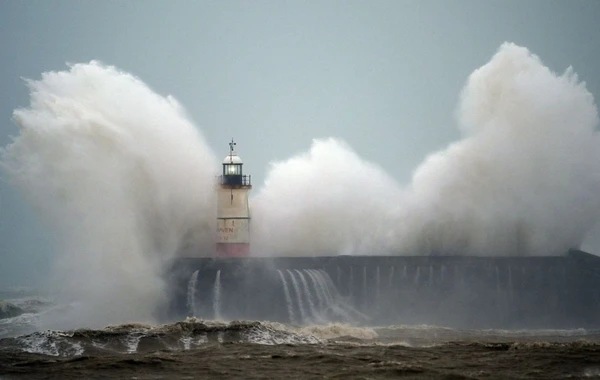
xmin=253 ymin=43 xmax=600 ymax=257
xmin=251 ymin=138 xmax=403 ymax=256
xmin=1 ymin=62 xmax=217 ymax=328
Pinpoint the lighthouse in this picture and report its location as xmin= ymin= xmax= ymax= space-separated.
xmin=216 ymin=139 xmax=252 ymax=257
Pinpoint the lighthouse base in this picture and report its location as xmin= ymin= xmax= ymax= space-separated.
xmin=216 ymin=243 xmax=250 ymax=257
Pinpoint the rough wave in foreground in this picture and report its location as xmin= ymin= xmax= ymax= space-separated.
xmin=0 ymin=320 xmax=324 ymax=357
xmin=2 ymin=321 xmax=600 ymax=379
xmin=2 ymin=319 xmax=600 ymax=358
xmin=0 ymin=296 xmax=57 ymax=339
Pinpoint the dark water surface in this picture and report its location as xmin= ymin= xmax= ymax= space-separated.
xmin=2 ymin=320 xmax=600 ymax=379
xmin=3 ymin=341 xmax=600 ymax=379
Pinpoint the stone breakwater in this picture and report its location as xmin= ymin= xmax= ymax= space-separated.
xmin=171 ymin=250 xmax=600 ymax=329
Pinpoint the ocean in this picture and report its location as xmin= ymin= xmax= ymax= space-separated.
xmin=2 ymin=289 xmax=600 ymax=379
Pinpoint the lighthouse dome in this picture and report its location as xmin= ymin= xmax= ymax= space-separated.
xmin=223 ymin=154 xmax=243 ymax=164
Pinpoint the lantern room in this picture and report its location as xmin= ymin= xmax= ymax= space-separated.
xmin=221 ymin=139 xmax=251 ymax=187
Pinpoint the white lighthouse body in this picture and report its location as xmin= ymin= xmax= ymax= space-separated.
xmin=216 ymin=140 xmax=252 ymax=257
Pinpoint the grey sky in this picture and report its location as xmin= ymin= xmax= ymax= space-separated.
xmin=1 ymin=1 xmax=599 ymax=287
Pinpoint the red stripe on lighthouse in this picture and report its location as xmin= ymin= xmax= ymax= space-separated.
xmin=216 ymin=243 xmax=250 ymax=257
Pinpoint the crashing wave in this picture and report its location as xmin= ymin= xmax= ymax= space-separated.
xmin=0 ymin=313 xmax=41 ymax=339
xmin=8 ymin=297 xmax=54 ymax=314
xmin=2 ymin=318 xmax=600 ymax=358
xmin=0 ymin=319 xmax=324 ymax=357
xmin=296 ymin=323 xmax=378 ymax=340
xmin=0 ymin=301 xmax=25 ymax=319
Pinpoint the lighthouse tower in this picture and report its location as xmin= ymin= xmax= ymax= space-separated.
xmin=216 ymin=139 xmax=252 ymax=257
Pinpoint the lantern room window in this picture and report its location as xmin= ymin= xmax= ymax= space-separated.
xmin=224 ymin=163 xmax=242 ymax=176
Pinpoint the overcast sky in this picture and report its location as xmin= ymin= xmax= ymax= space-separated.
xmin=1 ymin=1 xmax=599 ymax=287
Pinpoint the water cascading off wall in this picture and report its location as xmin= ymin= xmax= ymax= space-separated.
xmin=213 ymin=270 xmax=222 ymax=320
xmin=277 ymin=270 xmax=296 ymax=324
xmin=186 ymin=270 xmax=199 ymax=317
xmin=185 ymin=268 xmax=359 ymax=324
xmin=174 ymin=251 xmax=600 ymax=329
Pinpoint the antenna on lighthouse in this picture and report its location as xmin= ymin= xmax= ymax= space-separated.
xmin=229 ymin=138 xmax=236 ymax=156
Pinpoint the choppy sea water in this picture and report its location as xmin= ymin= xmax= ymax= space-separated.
xmin=2 ymin=293 xmax=600 ymax=379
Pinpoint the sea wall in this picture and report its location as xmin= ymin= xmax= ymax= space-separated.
xmin=166 ymin=250 xmax=600 ymax=329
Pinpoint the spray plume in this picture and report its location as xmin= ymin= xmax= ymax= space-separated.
xmin=253 ymin=43 xmax=600 ymax=257
xmin=251 ymin=138 xmax=403 ymax=255
xmin=1 ymin=62 xmax=217 ymax=328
